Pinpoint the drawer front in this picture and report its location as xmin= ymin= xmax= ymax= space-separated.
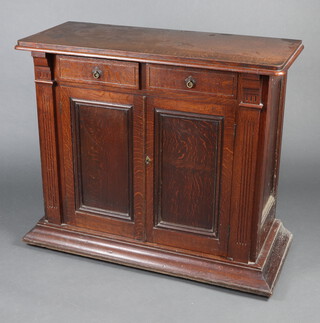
xmin=57 ymin=56 xmax=139 ymax=89
xmin=146 ymin=64 xmax=236 ymax=97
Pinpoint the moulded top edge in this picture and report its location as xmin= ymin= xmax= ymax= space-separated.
xmin=15 ymin=21 xmax=304 ymax=75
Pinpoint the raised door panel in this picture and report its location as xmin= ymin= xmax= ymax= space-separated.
xmin=154 ymin=110 xmax=222 ymax=236
xmin=72 ymin=100 xmax=132 ymax=219
xmin=59 ymin=86 xmax=144 ymax=239
xmin=146 ymin=97 xmax=235 ymax=255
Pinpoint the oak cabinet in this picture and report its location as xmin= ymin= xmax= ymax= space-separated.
xmin=15 ymin=22 xmax=303 ymax=296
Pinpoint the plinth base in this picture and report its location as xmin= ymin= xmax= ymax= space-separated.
xmin=23 ymin=218 xmax=292 ymax=297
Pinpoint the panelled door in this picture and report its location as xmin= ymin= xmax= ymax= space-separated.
xmin=59 ymin=86 xmax=234 ymax=256
xmin=59 ymin=86 xmax=145 ymax=240
xmin=146 ymin=97 xmax=235 ymax=256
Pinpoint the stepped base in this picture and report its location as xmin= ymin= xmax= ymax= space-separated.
xmin=23 ymin=218 xmax=292 ymax=297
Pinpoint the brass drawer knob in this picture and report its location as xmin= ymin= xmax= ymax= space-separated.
xmin=92 ymin=68 xmax=102 ymax=79
xmin=185 ymin=76 xmax=196 ymax=89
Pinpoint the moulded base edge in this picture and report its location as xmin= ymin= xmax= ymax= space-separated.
xmin=23 ymin=218 xmax=292 ymax=297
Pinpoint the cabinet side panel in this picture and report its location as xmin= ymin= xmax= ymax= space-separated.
xmin=262 ymin=78 xmax=281 ymax=208
xmin=257 ymin=75 xmax=286 ymax=253
xmin=71 ymin=100 xmax=133 ymax=219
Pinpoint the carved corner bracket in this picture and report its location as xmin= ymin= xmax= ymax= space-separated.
xmin=32 ymin=52 xmax=55 ymax=84
xmin=239 ymin=73 xmax=264 ymax=110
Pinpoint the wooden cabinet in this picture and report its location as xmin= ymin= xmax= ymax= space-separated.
xmin=15 ymin=22 xmax=303 ymax=297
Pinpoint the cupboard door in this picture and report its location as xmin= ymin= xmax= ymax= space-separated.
xmin=59 ymin=86 xmax=145 ymax=239
xmin=146 ymin=97 xmax=235 ymax=255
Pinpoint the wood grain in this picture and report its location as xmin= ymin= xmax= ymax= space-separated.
xmin=57 ymin=55 xmax=139 ymax=89
xmin=71 ymin=99 xmax=133 ymax=219
xmin=33 ymin=52 xmax=61 ymax=224
xmin=16 ymin=21 xmax=303 ymax=75
xmin=146 ymin=97 xmax=235 ymax=255
xmin=154 ymin=110 xmax=222 ymax=236
xmin=146 ymin=64 xmax=236 ymax=97
xmin=228 ymin=74 xmax=263 ymax=262
xmin=16 ymin=23 xmax=303 ymax=296
xmin=59 ymin=86 xmax=144 ymax=239
xmin=23 ymin=218 xmax=292 ymax=297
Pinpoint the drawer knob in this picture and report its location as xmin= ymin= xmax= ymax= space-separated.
xmin=92 ymin=68 xmax=102 ymax=79
xmin=185 ymin=76 xmax=196 ymax=89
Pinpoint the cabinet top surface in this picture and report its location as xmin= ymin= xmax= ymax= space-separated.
xmin=16 ymin=21 xmax=303 ymax=74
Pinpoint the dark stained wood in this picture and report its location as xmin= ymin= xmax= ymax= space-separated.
xmin=57 ymin=55 xmax=139 ymax=89
xmin=250 ymin=75 xmax=284 ymax=260
xmin=154 ymin=110 xmax=221 ymax=234
xmin=71 ymin=100 xmax=133 ymax=218
xmin=16 ymin=22 xmax=303 ymax=297
xmin=146 ymin=64 xmax=236 ymax=97
xmin=145 ymin=97 xmax=235 ymax=255
xmin=16 ymin=21 xmax=303 ymax=75
xmin=23 ymin=218 xmax=292 ymax=297
xmin=59 ymin=86 xmax=145 ymax=239
xmin=32 ymin=52 xmax=61 ymax=224
xmin=228 ymin=74 xmax=264 ymax=262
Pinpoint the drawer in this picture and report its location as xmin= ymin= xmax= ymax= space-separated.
xmin=146 ymin=64 xmax=237 ymax=97
xmin=56 ymin=56 xmax=139 ymax=89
